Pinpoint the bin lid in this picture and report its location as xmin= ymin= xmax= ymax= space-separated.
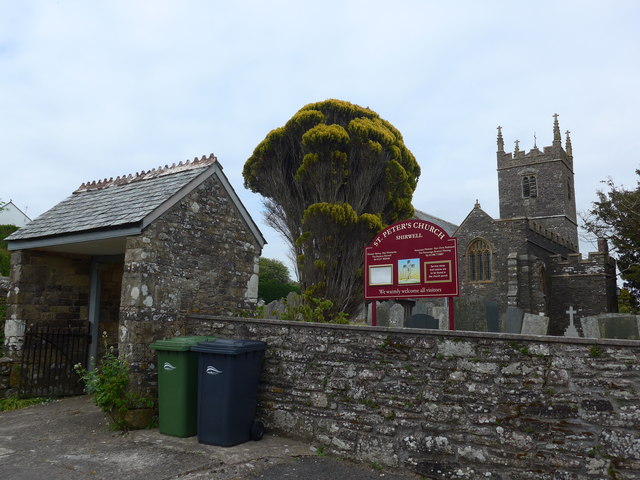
xmin=149 ymin=335 xmax=216 ymax=352
xmin=191 ymin=338 xmax=267 ymax=355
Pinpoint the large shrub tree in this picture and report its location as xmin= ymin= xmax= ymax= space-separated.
xmin=582 ymin=170 xmax=640 ymax=308
xmin=243 ymin=99 xmax=420 ymax=317
xmin=258 ymin=257 xmax=299 ymax=304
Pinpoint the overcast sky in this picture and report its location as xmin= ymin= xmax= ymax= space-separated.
xmin=1 ymin=1 xmax=638 ymax=277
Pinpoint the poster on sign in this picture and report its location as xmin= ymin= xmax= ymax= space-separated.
xmin=364 ymin=220 xmax=459 ymax=300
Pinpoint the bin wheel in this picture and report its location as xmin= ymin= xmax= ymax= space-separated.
xmin=251 ymin=420 xmax=265 ymax=441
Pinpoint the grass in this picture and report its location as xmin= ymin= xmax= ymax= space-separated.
xmin=0 ymin=396 xmax=52 ymax=412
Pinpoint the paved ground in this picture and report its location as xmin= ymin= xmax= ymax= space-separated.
xmin=0 ymin=396 xmax=418 ymax=479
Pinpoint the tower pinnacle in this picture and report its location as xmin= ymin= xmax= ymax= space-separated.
xmin=565 ymin=130 xmax=573 ymax=158
xmin=514 ymin=139 xmax=520 ymax=156
xmin=497 ymin=126 xmax=504 ymax=153
xmin=553 ymin=113 xmax=561 ymax=145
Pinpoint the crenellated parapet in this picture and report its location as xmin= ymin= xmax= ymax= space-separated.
xmin=527 ymin=219 xmax=578 ymax=252
xmin=496 ymin=114 xmax=573 ymax=171
xmin=548 ymin=250 xmax=616 ymax=275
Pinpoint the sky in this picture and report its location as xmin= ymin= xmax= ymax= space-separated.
xmin=1 ymin=1 xmax=639 ymax=278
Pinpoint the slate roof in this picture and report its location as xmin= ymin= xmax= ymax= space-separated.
xmin=413 ymin=208 xmax=458 ymax=236
xmin=6 ymin=154 xmax=265 ymax=249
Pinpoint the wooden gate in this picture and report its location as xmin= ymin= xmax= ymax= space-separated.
xmin=18 ymin=322 xmax=91 ymax=398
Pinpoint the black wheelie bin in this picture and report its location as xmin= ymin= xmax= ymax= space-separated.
xmin=191 ymin=338 xmax=267 ymax=446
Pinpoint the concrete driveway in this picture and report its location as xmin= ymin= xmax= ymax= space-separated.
xmin=0 ymin=396 xmax=417 ymax=479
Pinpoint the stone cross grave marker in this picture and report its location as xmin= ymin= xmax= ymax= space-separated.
xmin=563 ymin=306 xmax=580 ymax=338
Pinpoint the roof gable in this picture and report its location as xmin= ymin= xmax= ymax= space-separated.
xmin=413 ymin=209 xmax=458 ymax=236
xmin=7 ymin=155 xmax=265 ymax=251
xmin=455 ymin=201 xmax=496 ymax=235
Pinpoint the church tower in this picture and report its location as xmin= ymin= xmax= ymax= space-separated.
xmin=496 ymin=114 xmax=578 ymax=251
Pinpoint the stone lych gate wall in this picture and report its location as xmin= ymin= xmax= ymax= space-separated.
xmin=184 ymin=316 xmax=640 ymax=480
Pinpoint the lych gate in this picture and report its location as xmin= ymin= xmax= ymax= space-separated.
xmin=3 ymin=155 xmax=265 ymax=396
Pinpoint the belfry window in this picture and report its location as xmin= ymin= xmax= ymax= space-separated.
xmin=522 ymin=175 xmax=537 ymax=198
xmin=467 ymin=239 xmax=492 ymax=282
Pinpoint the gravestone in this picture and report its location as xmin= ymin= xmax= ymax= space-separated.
xmin=599 ymin=314 xmax=639 ymax=340
xmin=433 ymin=306 xmax=449 ymax=330
xmin=486 ymin=301 xmax=499 ymax=332
xmin=520 ymin=313 xmax=549 ymax=335
xmin=412 ymin=300 xmax=432 ymax=316
xmin=505 ymin=307 xmax=524 ymax=334
xmin=454 ymin=296 xmax=487 ymax=332
xmin=369 ymin=301 xmax=391 ymax=326
xmin=581 ymin=316 xmax=601 ymax=338
xmin=264 ymin=299 xmax=286 ymax=319
xmin=389 ymin=303 xmax=404 ymax=328
xmin=407 ymin=313 xmax=439 ymax=329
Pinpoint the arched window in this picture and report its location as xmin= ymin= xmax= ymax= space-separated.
xmin=467 ymin=238 xmax=492 ymax=282
xmin=522 ymin=175 xmax=537 ymax=198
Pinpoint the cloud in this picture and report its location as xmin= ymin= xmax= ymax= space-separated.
xmin=1 ymin=0 xmax=639 ymax=275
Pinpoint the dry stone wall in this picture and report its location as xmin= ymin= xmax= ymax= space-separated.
xmin=185 ymin=315 xmax=640 ymax=479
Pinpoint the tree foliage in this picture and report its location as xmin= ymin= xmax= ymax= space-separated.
xmin=244 ymin=99 xmax=420 ymax=316
xmin=582 ymin=170 xmax=640 ymax=304
xmin=258 ymin=257 xmax=299 ymax=304
xmin=0 ymin=225 xmax=18 ymax=276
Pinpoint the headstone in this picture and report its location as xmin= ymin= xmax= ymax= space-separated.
xmin=563 ymin=322 xmax=580 ymax=338
xmin=581 ymin=316 xmax=601 ymax=338
xmin=407 ymin=313 xmax=439 ymax=329
xmin=599 ymin=314 xmax=640 ymax=340
xmin=433 ymin=306 xmax=449 ymax=330
xmin=486 ymin=301 xmax=499 ymax=332
xmin=264 ymin=299 xmax=286 ymax=319
xmin=454 ymin=296 xmax=487 ymax=332
xmin=505 ymin=307 xmax=524 ymax=334
xmin=520 ymin=313 xmax=549 ymax=335
xmin=370 ymin=302 xmax=391 ymax=327
xmin=286 ymin=291 xmax=304 ymax=307
xmin=389 ymin=303 xmax=404 ymax=328
xmin=412 ymin=301 xmax=432 ymax=316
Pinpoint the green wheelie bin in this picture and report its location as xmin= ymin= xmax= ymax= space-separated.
xmin=150 ymin=335 xmax=215 ymax=437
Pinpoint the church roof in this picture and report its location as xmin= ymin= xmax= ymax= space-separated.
xmin=413 ymin=209 xmax=458 ymax=236
xmin=7 ymin=154 xmax=265 ymax=251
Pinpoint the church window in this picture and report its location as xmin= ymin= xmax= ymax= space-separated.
xmin=467 ymin=239 xmax=492 ymax=282
xmin=522 ymin=176 xmax=537 ymax=198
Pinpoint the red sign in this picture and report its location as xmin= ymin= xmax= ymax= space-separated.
xmin=364 ymin=219 xmax=459 ymax=300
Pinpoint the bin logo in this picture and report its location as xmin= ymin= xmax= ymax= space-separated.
xmin=163 ymin=362 xmax=177 ymax=371
xmin=206 ymin=365 xmax=223 ymax=375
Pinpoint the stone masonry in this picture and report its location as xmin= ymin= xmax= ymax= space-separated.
xmin=184 ymin=315 xmax=640 ymax=480
xmin=120 ymin=175 xmax=262 ymax=392
xmin=3 ymin=156 xmax=264 ymax=396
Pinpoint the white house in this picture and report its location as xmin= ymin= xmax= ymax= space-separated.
xmin=0 ymin=201 xmax=31 ymax=227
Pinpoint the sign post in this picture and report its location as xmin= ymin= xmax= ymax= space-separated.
xmin=364 ymin=219 xmax=459 ymax=328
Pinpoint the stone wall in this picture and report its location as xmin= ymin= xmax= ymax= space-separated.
xmin=4 ymin=250 xmax=91 ymax=357
xmin=121 ymin=175 xmax=262 ymax=392
xmin=184 ymin=315 xmax=640 ymax=479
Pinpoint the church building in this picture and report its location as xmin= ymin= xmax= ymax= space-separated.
xmin=453 ymin=115 xmax=617 ymax=335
